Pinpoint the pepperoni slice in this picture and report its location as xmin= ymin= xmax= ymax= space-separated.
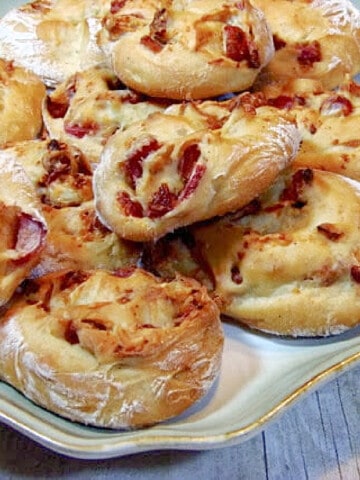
xmin=12 ymin=213 xmax=46 ymax=266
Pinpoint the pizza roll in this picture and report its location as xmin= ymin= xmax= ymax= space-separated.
xmin=192 ymin=167 xmax=360 ymax=337
xmin=0 ymin=268 xmax=223 ymax=428
xmin=0 ymin=139 xmax=94 ymax=208
xmin=0 ymin=59 xmax=45 ymax=147
xmin=43 ymin=66 xmax=169 ymax=164
xmin=94 ymin=94 xmax=301 ymax=242
xmin=33 ymin=202 xmax=141 ymax=277
xmin=0 ymin=140 xmax=140 ymax=276
xmin=253 ymin=0 xmax=360 ymax=89
xmin=0 ymin=156 xmax=46 ymax=306
xmin=256 ymin=78 xmax=360 ymax=182
xmin=139 ymin=228 xmax=215 ymax=291
xmin=99 ymin=0 xmax=274 ymax=99
xmin=0 ymin=0 xmax=111 ymax=87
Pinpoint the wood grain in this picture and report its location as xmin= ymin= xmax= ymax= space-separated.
xmin=1 ymin=364 xmax=359 ymax=479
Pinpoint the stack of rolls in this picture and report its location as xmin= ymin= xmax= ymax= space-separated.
xmin=0 ymin=0 xmax=359 ymax=429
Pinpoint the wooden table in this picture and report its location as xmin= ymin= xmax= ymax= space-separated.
xmin=1 ymin=363 xmax=359 ymax=480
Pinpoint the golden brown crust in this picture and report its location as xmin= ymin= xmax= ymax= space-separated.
xmin=192 ymin=167 xmax=360 ymax=337
xmin=254 ymin=78 xmax=360 ymax=182
xmin=0 ymin=155 xmax=46 ymax=306
xmin=33 ymin=202 xmax=141 ymax=276
xmin=0 ymin=59 xmax=46 ymax=147
xmin=1 ymin=139 xmax=94 ymax=208
xmin=0 ymin=0 xmax=111 ymax=86
xmin=101 ymin=0 xmax=274 ymax=99
xmin=42 ymin=66 xmax=169 ymax=164
xmin=0 ymin=268 xmax=223 ymax=428
xmin=253 ymin=0 xmax=360 ymax=89
xmin=93 ymin=94 xmax=301 ymax=241
xmin=0 ymin=140 xmax=141 ymax=276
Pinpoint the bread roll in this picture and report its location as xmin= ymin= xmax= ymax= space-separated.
xmin=192 ymin=167 xmax=360 ymax=336
xmin=43 ymin=66 xmax=169 ymax=164
xmin=0 ymin=155 xmax=46 ymax=306
xmin=0 ymin=0 xmax=110 ymax=86
xmin=100 ymin=0 xmax=274 ymax=99
xmin=252 ymin=78 xmax=360 ymax=182
xmin=0 ymin=140 xmax=141 ymax=276
xmin=0 ymin=268 xmax=223 ymax=428
xmin=94 ymin=93 xmax=301 ymax=241
xmin=254 ymin=0 xmax=360 ymax=89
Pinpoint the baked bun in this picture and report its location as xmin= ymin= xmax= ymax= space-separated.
xmin=254 ymin=78 xmax=360 ymax=182
xmin=254 ymin=0 xmax=360 ymax=89
xmin=0 ymin=59 xmax=45 ymax=147
xmin=94 ymin=94 xmax=301 ymax=242
xmin=100 ymin=0 xmax=274 ymax=99
xmin=34 ymin=201 xmax=141 ymax=277
xmin=192 ymin=167 xmax=360 ymax=337
xmin=0 ymin=156 xmax=46 ymax=306
xmin=43 ymin=66 xmax=168 ymax=164
xmin=139 ymin=228 xmax=215 ymax=291
xmin=0 ymin=139 xmax=94 ymax=208
xmin=0 ymin=268 xmax=223 ymax=428
xmin=0 ymin=0 xmax=110 ymax=87
xmin=0 ymin=139 xmax=140 ymax=276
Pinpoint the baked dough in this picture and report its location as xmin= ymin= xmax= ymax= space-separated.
xmin=34 ymin=201 xmax=141 ymax=277
xmin=192 ymin=167 xmax=360 ymax=337
xmin=0 ymin=268 xmax=223 ymax=428
xmin=0 ymin=0 xmax=111 ymax=87
xmin=100 ymin=0 xmax=274 ymax=99
xmin=140 ymin=228 xmax=215 ymax=291
xmin=0 ymin=59 xmax=45 ymax=147
xmin=43 ymin=66 xmax=168 ymax=164
xmin=94 ymin=94 xmax=301 ymax=241
xmin=256 ymin=78 xmax=360 ymax=182
xmin=0 ymin=140 xmax=140 ymax=276
xmin=0 ymin=155 xmax=46 ymax=306
xmin=253 ymin=0 xmax=360 ymax=89
xmin=0 ymin=139 xmax=94 ymax=208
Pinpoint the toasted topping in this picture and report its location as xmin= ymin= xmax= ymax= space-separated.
xmin=122 ymin=137 xmax=161 ymax=189
xmin=320 ymin=95 xmax=353 ymax=117
xmin=59 ymin=271 xmax=91 ymax=291
xmin=117 ymin=191 xmax=144 ymax=217
xmin=148 ymin=183 xmax=177 ymax=218
xmin=224 ymin=25 xmax=260 ymax=68
xmin=64 ymin=121 xmax=100 ymax=138
xmin=297 ymin=41 xmax=321 ymax=67
xmin=178 ymin=164 xmax=206 ymax=201
xmin=351 ymin=265 xmax=360 ymax=283
xmin=280 ymin=169 xmax=314 ymax=204
xmin=178 ymin=144 xmax=201 ymax=183
xmin=317 ymin=223 xmax=344 ymax=241
xmin=110 ymin=0 xmax=127 ymax=14
xmin=12 ymin=213 xmax=46 ymax=266
xmin=231 ymin=265 xmax=243 ymax=284
xmin=273 ymin=34 xmax=286 ymax=51
xmin=141 ymin=8 xmax=168 ymax=52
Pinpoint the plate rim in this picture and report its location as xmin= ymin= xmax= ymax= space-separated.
xmin=1 ymin=0 xmax=360 ymax=461
xmin=1 ymin=347 xmax=360 ymax=459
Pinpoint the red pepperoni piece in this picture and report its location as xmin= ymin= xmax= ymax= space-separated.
xmin=297 ymin=41 xmax=321 ymax=67
xmin=12 ymin=213 xmax=46 ymax=266
xmin=148 ymin=183 xmax=177 ymax=218
xmin=117 ymin=191 xmax=144 ymax=217
xmin=123 ymin=138 xmax=161 ymax=189
xmin=64 ymin=121 xmax=99 ymax=138
xmin=178 ymin=144 xmax=201 ymax=182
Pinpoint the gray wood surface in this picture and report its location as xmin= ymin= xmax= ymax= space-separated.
xmin=1 ymin=364 xmax=359 ymax=480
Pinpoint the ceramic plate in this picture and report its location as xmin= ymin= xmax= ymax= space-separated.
xmin=1 ymin=0 xmax=360 ymax=460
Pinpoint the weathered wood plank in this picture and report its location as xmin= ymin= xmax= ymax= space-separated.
xmin=0 ymin=365 xmax=359 ymax=479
